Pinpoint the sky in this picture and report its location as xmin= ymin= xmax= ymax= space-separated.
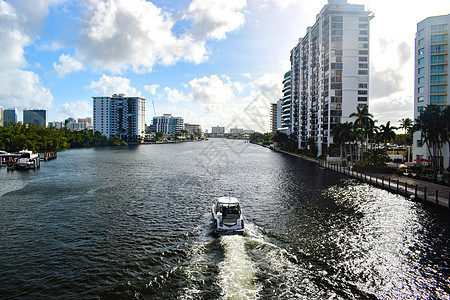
xmin=1 ymin=0 xmax=449 ymax=133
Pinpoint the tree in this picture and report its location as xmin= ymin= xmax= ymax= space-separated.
xmin=378 ymin=121 xmax=397 ymax=154
xmin=349 ymin=105 xmax=374 ymax=161
xmin=414 ymin=105 xmax=448 ymax=180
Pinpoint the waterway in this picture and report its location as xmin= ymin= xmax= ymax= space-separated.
xmin=0 ymin=139 xmax=449 ymax=299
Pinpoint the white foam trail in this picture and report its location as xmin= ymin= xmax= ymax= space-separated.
xmin=218 ymin=235 xmax=260 ymax=299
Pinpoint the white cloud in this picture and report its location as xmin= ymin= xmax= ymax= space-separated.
xmin=0 ymin=70 xmax=53 ymax=109
xmin=53 ymin=54 xmax=84 ymax=78
xmin=164 ymin=87 xmax=192 ymax=103
xmin=261 ymin=0 xmax=300 ymax=10
xmin=55 ymin=100 xmax=92 ymax=120
xmin=0 ymin=0 xmax=55 ymax=110
xmin=370 ymin=96 xmax=413 ymax=126
xmin=189 ymin=75 xmax=235 ymax=104
xmin=145 ymin=84 xmax=160 ymax=95
xmin=87 ymin=74 xmax=140 ymax=96
xmin=185 ymin=0 xmax=247 ymax=40
xmin=254 ymin=73 xmax=282 ymax=101
xmin=242 ymin=73 xmax=251 ymax=79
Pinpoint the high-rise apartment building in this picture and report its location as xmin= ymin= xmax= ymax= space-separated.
xmin=413 ymin=14 xmax=449 ymax=168
xmin=270 ymin=103 xmax=278 ymax=134
xmin=93 ymin=94 xmax=146 ymax=142
xmin=23 ymin=109 xmax=48 ymax=127
xmin=150 ymin=114 xmax=183 ymax=135
xmin=279 ymin=71 xmax=292 ymax=135
xmin=3 ymin=108 xmax=18 ymax=125
xmin=290 ymin=0 xmax=373 ymax=156
xmin=0 ymin=106 xmax=3 ymax=126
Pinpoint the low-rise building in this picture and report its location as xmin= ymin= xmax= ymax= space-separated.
xmin=150 ymin=114 xmax=184 ymax=135
xmin=185 ymin=123 xmax=204 ymax=138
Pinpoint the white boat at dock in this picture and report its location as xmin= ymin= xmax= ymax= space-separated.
xmin=15 ymin=150 xmax=40 ymax=170
xmin=211 ymin=197 xmax=244 ymax=234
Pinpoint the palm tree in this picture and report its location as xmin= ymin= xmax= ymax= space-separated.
xmin=378 ymin=121 xmax=397 ymax=154
xmin=350 ymin=105 xmax=374 ymax=161
xmin=414 ymin=105 xmax=447 ymax=180
xmin=332 ymin=123 xmax=344 ymax=159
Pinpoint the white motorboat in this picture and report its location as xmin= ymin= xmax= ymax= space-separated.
xmin=211 ymin=197 xmax=244 ymax=234
xmin=15 ymin=150 xmax=40 ymax=170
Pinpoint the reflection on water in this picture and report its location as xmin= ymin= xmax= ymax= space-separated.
xmin=0 ymin=139 xmax=449 ymax=299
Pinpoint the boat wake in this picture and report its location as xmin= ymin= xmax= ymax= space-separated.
xmin=218 ymin=234 xmax=261 ymax=299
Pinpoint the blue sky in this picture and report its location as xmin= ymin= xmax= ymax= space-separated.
xmin=1 ymin=0 xmax=449 ymax=132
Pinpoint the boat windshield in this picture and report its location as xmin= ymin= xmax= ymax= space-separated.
xmin=217 ymin=203 xmax=240 ymax=215
xmin=20 ymin=153 xmax=31 ymax=158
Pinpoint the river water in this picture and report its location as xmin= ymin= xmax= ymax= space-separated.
xmin=0 ymin=139 xmax=449 ymax=299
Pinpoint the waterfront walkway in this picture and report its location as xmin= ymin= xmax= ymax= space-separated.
xmin=276 ymin=149 xmax=450 ymax=209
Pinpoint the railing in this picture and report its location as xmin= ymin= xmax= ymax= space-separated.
xmin=319 ymin=160 xmax=449 ymax=209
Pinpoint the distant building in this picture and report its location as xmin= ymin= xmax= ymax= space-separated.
xmin=78 ymin=117 xmax=93 ymax=128
xmin=0 ymin=106 xmax=3 ymax=126
xmin=230 ymin=127 xmax=244 ymax=134
xmin=3 ymin=108 xmax=18 ymax=125
xmin=23 ymin=109 xmax=48 ymax=127
xmin=413 ymin=14 xmax=450 ymax=169
xmin=185 ymin=123 xmax=204 ymax=138
xmin=150 ymin=114 xmax=184 ymax=135
xmin=211 ymin=126 xmax=225 ymax=134
xmin=270 ymin=102 xmax=282 ymax=134
xmin=93 ymin=94 xmax=146 ymax=142
xmin=48 ymin=121 xmax=64 ymax=129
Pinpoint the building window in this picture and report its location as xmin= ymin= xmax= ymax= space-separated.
xmin=418 ymin=48 xmax=425 ymax=55
xmin=358 ymin=90 xmax=368 ymax=95
xmin=418 ymin=96 xmax=424 ymax=102
xmin=418 ymin=77 xmax=424 ymax=84
xmin=417 ymin=140 xmax=423 ymax=147
xmin=418 ymin=57 xmax=424 ymax=64
xmin=418 ymin=87 xmax=424 ymax=93
xmin=418 ymin=67 xmax=424 ymax=74
xmin=430 ymin=55 xmax=445 ymax=64
xmin=358 ymin=83 xmax=368 ymax=89
xmin=358 ymin=37 xmax=368 ymax=42
xmin=359 ymin=63 xmax=368 ymax=68
xmin=360 ymin=30 xmax=368 ymax=35
xmin=359 ymin=56 xmax=368 ymax=62
xmin=358 ymin=97 xmax=367 ymax=102
xmin=431 ymin=34 xmax=446 ymax=44
xmin=359 ymin=50 xmax=368 ymax=55
xmin=418 ymin=39 xmax=424 ymax=46
xmin=431 ymin=75 xmax=446 ymax=84
xmin=431 ymin=65 xmax=445 ymax=74
xmin=430 ymin=85 xmax=446 ymax=94
xmin=430 ymin=95 xmax=446 ymax=104
xmin=431 ymin=45 xmax=446 ymax=54
xmin=431 ymin=24 xmax=447 ymax=34
xmin=418 ymin=106 xmax=424 ymax=113
xmin=359 ymin=23 xmax=368 ymax=29
xmin=358 ymin=70 xmax=368 ymax=75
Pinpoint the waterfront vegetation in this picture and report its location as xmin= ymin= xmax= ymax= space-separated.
xmin=0 ymin=123 xmax=127 ymax=153
xmin=250 ymin=104 xmax=449 ymax=183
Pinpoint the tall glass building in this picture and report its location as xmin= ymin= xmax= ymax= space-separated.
xmin=290 ymin=0 xmax=373 ymax=156
xmin=413 ymin=14 xmax=449 ymax=169
xmin=93 ymin=94 xmax=146 ymax=142
xmin=23 ymin=109 xmax=48 ymax=127
xmin=3 ymin=108 xmax=18 ymax=125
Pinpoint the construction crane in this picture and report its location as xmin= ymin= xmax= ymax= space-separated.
xmin=152 ymin=99 xmax=157 ymax=117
